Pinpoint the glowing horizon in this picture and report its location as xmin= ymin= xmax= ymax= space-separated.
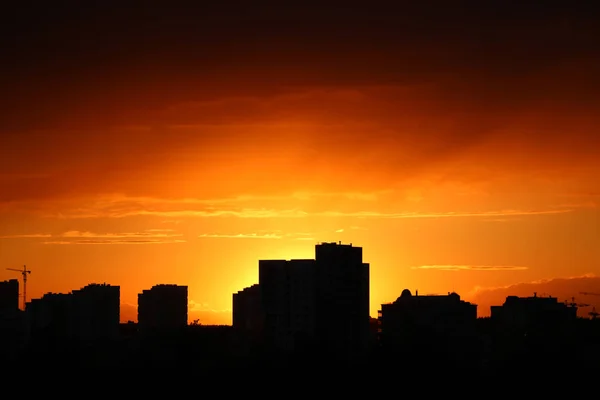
xmin=1 ymin=3 xmax=599 ymax=324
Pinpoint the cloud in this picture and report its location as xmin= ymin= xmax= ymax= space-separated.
xmin=188 ymin=300 xmax=231 ymax=325
xmin=198 ymin=231 xmax=314 ymax=240
xmin=49 ymin=207 xmax=309 ymax=219
xmin=318 ymin=208 xmax=573 ymax=219
xmin=1 ymin=190 xmax=383 ymax=212
xmin=44 ymin=239 xmax=186 ymax=245
xmin=61 ymin=229 xmax=181 ymax=238
xmin=0 ymin=233 xmax=52 ymax=238
xmin=466 ymin=274 xmax=600 ymax=317
xmin=30 ymin=192 xmax=575 ymax=220
xmin=121 ymin=301 xmax=231 ymax=324
xmin=412 ymin=265 xmax=528 ymax=271
xmin=188 ymin=299 xmax=231 ymax=314
xmin=199 ymin=233 xmax=283 ymax=239
xmin=41 ymin=229 xmax=185 ymax=245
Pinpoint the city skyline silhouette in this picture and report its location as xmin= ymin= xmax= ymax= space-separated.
xmin=0 ymin=1 xmax=599 ymax=381
xmin=2 ymin=241 xmax=600 ymax=379
xmin=4 ymin=241 xmax=600 ymax=324
xmin=1 ymin=2 xmax=599 ymax=327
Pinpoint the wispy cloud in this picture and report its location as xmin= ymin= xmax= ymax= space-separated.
xmin=36 ymin=191 xmax=384 ymax=218
xmin=60 ymin=229 xmax=181 ymax=238
xmin=0 ymin=233 xmax=52 ymax=238
xmin=198 ymin=231 xmax=314 ymax=240
xmin=43 ymin=194 xmax=574 ymax=220
xmin=43 ymin=239 xmax=186 ymax=245
xmin=465 ymin=274 xmax=600 ymax=317
xmin=412 ymin=265 xmax=528 ymax=271
xmin=51 ymin=207 xmax=309 ymax=219
xmin=188 ymin=300 xmax=231 ymax=313
xmin=318 ymin=209 xmax=573 ymax=219
xmin=41 ymin=229 xmax=185 ymax=245
xmin=10 ymin=191 xmax=577 ymax=220
xmin=199 ymin=233 xmax=284 ymax=239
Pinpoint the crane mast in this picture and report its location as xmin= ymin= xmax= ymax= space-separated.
xmin=6 ymin=265 xmax=31 ymax=310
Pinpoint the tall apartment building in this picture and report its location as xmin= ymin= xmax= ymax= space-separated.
xmin=0 ymin=279 xmax=19 ymax=311
xmin=138 ymin=284 xmax=188 ymax=332
xmin=233 ymin=284 xmax=264 ymax=333
xmin=71 ymin=283 xmax=120 ymax=340
xmin=314 ymin=242 xmax=370 ymax=355
xmin=26 ymin=283 xmax=120 ymax=341
xmin=252 ymin=242 xmax=370 ymax=355
xmin=259 ymin=259 xmax=317 ymax=351
xmin=0 ymin=279 xmax=25 ymax=353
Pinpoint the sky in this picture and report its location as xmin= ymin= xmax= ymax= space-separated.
xmin=1 ymin=2 xmax=599 ymax=324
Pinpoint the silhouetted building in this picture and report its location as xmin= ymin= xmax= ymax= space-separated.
xmin=490 ymin=293 xmax=577 ymax=332
xmin=233 ymin=284 xmax=264 ymax=334
xmin=26 ymin=283 xmax=120 ymax=342
xmin=314 ymin=242 xmax=370 ymax=355
xmin=26 ymin=292 xmax=73 ymax=340
xmin=138 ymin=284 xmax=188 ymax=333
xmin=378 ymin=289 xmax=477 ymax=356
xmin=256 ymin=242 xmax=370 ymax=355
xmin=0 ymin=279 xmax=19 ymax=312
xmin=0 ymin=279 xmax=25 ymax=356
xmin=259 ymin=259 xmax=317 ymax=351
xmin=70 ymin=283 xmax=120 ymax=341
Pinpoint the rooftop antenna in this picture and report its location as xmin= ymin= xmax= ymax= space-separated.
xmin=6 ymin=265 xmax=31 ymax=310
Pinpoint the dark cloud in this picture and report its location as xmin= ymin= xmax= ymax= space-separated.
xmin=0 ymin=2 xmax=598 ymax=131
xmin=0 ymin=2 xmax=597 ymax=204
xmin=468 ymin=275 xmax=600 ymax=318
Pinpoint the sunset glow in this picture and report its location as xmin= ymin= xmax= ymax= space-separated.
xmin=1 ymin=3 xmax=598 ymax=324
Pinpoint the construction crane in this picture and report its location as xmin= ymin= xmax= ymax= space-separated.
xmin=579 ymin=293 xmax=600 ymax=319
xmin=564 ymin=296 xmax=589 ymax=308
xmin=6 ymin=265 xmax=31 ymax=310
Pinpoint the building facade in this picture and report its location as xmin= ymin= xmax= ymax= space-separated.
xmin=250 ymin=242 xmax=370 ymax=355
xmin=0 ymin=279 xmax=19 ymax=311
xmin=378 ymin=289 xmax=477 ymax=354
xmin=70 ymin=283 xmax=120 ymax=341
xmin=314 ymin=242 xmax=370 ymax=355
xmin=233 ymin=284 xmax=264 ymax=333
xmin=490 ymin=293 xmax=578 ymax=332
xmin=26 ymin=283 xmax=120 ymax=342
xmin=138 ymin=284 xmax=188 ymax=332
xmin=259 ymin=259 xmax=317 ymax=351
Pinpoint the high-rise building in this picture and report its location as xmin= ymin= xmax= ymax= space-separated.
xmin=26 ymin=292 xmax=73 ymax=340
xmin=259 ymin=259 xmax=317 ymax=351
xmin=26 ymin=283 xmax=120 ymax=341
xmin=71 ymin=283 xmax=120 ymax=341
xmin=0 ymin=279 xmax=25 ymax=354
xmin=314 ymin=242 xmax=370 ymax=355
xmin=138 ymin=284 xmax=188 ymax=332
xmin=233 ymin=284 xmax=264 ymax=333
xmin=252 ymin=242 xmax=370 ymax=355
xmin=0 ymin=279 xmax=19 ymax=311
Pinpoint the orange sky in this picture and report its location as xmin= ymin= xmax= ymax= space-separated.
xmin=1 ymin=3 xmax=599 ymax=324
